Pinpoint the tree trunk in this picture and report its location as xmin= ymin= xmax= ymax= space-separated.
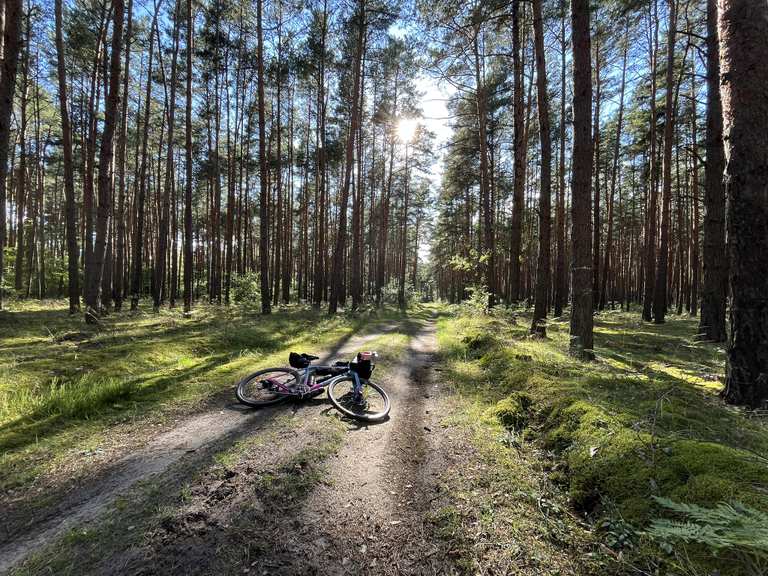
xmin=719 ymin=0 xmax=768 ymax=407
xmin=554 ymin=8 xmax=567 ymax=318
xmin=85 ymin=0 xmax=124 ymax=323
xmin=183 ymin=0 xmax=193 ymax=315
xmin=699 ymin=0 xmax=728 ymax=341
xmin=329 ymin=0 xmax=365 ymax=314
xmin=530 ymin=0 xmax=552 ymax=336
xmin=642 ymin=0 xmax=660 ymax=322
xmin=591 ymin=33 xmax=601 ymax=310
xmin=257 ymin=0 xmax=271 ymax=314
xmin=652 ymin=0 xmax=677 ymax=324
xmin=509 ymin=0 xmax=525 ymax=303
xmin=131 ymin=10 xmax=158 ymax=310
xmin=14 ymin=12 xmax=29 ymax=295
xmin=155 ymin=2 xmax=180 ymax=311
xmin=472 ymin=28 xmax=494 ymax=307
xmin=0 ymin=0 xmax=22 ymax=310
xmin=600 ymin=23 xmax=628 ymax=310
xmin=569 ymin=0 xmax=594 ymax=359
xmin=54 ymin=0 xmax=80 ymax=313
xmin=113 ymin=0 xmax=133 ymax=311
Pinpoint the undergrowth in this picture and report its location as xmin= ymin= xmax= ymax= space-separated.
xmin=0 ymin=300 xmax=405 ymax=492
xmin=436 ymin=305 xmax=768 ymax=575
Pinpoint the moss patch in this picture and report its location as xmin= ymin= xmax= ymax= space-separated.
xmin=436 ymin=306 xmax=768 ymax=575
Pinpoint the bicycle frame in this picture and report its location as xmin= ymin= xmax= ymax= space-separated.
xmin=269 ymin=364 xmax=366 ymax=401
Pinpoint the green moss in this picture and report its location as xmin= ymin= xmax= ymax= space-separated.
xmin=487 ymin=392 xmax=532 ymax=430
xmin=437 ymin=308 xmax=768 ymax=574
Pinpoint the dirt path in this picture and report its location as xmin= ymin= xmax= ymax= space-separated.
xmin=255 ymin=316 xmax=448 ymax=575
xmin=0 ymin=320 xmax=404 ymax=575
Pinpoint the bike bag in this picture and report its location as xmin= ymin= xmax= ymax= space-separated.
xmin=350 ymin=358 xmax=374 ymax=380
xmin=289 ymin=352 xmax=310 ymax=369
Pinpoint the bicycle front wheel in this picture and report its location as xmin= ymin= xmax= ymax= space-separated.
xmin=327 ymin=377 xmax=390 ymax=422
xmin=236 ymin=368 xmax=300 ymax=407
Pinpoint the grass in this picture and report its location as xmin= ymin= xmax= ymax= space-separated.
xmin=6 ymin=306 xmax=423 ymax=576
xmin=435 ymin=304 xmax=768 ymax=575
xmin=0 ymin=299 xmax=405 ymax=493
xmin=427 ymin=393 xmax=604 ymax=575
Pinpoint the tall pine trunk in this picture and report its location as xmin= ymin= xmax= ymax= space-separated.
xmin=652 ymin=0 xmax=677 ymax=323
xmin=329 ymin=0 xmax=365 ymax=314
xmin=719 ymin=0 xmax=768 ymax=407
xmin=85 ymin=0 xmax=124 ymax=323
xmin=699 ymin=0 xmax=727 ymax=341
xmin=131 ymin=11 xmax=158 ymax=310
xmin=54 ymin=0 xmax=80 ymax=313
xmin=554 ymin=9 xmax=567 ymax=318
xmin=509 ymin=0 xmax=525 ymax=303
xmin=530 ymin=0 xmax=552 ymax=336
xmin=154 ymin=2 xmax=180 ymax=311
xmin=183 ymin=0 xmax=193 ymax=314
xmin=257 ymin=0 xmax=271 ymax=314
xmin=569 ymin=0 xmax=594 ymax=359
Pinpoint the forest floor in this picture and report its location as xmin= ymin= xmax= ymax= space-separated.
xmin=1 ymin=302 xmax=766 ymax=575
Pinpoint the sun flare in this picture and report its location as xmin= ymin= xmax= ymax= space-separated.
xmin=396 ymin=117 xmax=418 ymax=143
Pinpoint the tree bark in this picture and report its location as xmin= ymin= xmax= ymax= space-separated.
xmin=53 ymin=0 xmax=80 ymax=313
xmin=154 ymin=1 xmax=180 ymax=311
xmin=642 ymin=0 xmax=660 ymax=321
xmin=569 ymin=0 xmax=594 ymax=359
xmin=699 ymin=0 xmax=728 ymax=341
xmin=257 ymin=0 xmax=271 ymax=314
xmin=554 ymin=8 xmax=567 ymax=318
xmin=183 ymin=0 xmax=193 ymax=314
xmin=131 ymin=9 xmax=158 ymax=311
xmin=530 ymin=0 xmax=552 ymax=336
xmin=329 ymin=0 xmax=365 ymax=314
xmin=113 ymin=0 xmax=133 ymax=311
xmin=652 ymin=0 xmax=677 ymax=324
xmin=509 ymin=0 xmax=525 ymax=303
xmin=719 ymin=0 xmax=768 ymax=407
xmin=85 ymin=0 xmax=124 ymax=323
xmin=0 ymin=0 xmax=22 ymax=310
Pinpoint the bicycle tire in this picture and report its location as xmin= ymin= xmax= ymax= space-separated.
xmin=327 ymin=376 xmax=390 ymax=422
xmin=236 ymin=367 xmax=300 ymax=407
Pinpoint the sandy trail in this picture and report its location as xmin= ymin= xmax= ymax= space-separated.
xmin=233 ymin=315 xmax=450 ymax=575
xmin=0 ymin=321 xmax=401 ymax=575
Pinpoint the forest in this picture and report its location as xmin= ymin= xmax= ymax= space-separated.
xmin=1 ymin=0 xmax=767 ymax=574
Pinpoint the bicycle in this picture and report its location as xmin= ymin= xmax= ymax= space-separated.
xmin=235 ymin=351 xmax=391 ymax=422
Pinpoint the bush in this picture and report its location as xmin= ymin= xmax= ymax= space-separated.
xmin=231 ymin=272 xmax=261 ymax=307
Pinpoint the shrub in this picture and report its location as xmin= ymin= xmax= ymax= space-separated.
xmin=231 ymin=272 xmax=261 ymax=307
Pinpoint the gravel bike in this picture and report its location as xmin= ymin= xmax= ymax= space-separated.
xmin=235 ymin=351 xmax=390 ymax=422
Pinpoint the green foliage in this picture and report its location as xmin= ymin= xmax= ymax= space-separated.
xmin=649 ymin=497 xmax=768 ymax=554
xmin=463 ymin=284 xmax=491 ymax=314
xmin=436 ymin=310 xmax=768 ymax=575
xmin=649 ymin=498 xmax=768 ymax=573
xmin=231 ymin=271 xmax=261 ymax=307
xmin=0 ymin=301 xmax=382 ymax=492
xmin=2 ymin=374 xmax=136 ymax=421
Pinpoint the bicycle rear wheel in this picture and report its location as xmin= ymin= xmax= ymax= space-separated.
xmin=236 ymin=368 xmax=300 ymax=407
xmin=327 ymin=377 xmax=390 ymax=422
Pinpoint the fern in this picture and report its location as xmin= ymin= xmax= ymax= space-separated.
xmin=649 ymin=497 xmax=768 ymax=557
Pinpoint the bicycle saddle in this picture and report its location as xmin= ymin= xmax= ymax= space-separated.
xmin=301 ymin=353 xmax=319 ymax=361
